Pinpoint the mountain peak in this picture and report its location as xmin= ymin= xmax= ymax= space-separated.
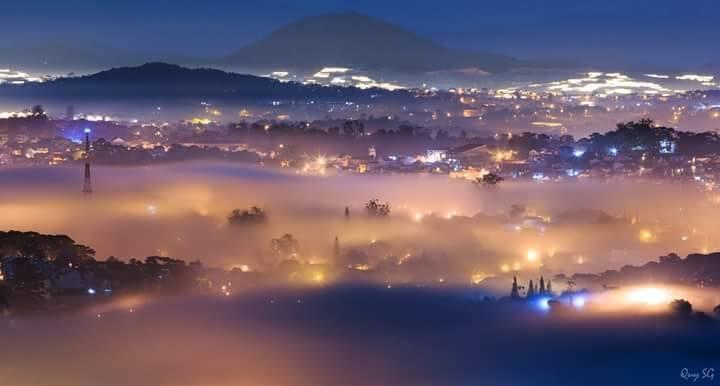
xmin=223 ymin=13 xmax=526 ymax=73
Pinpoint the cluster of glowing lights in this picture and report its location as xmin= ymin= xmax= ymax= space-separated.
xmin=307 ymin=67 xmax=403 ymax=91
xmin=536 ymin=72 xmax=681 ymax=96
xmin=675 ymin=74 xmax=714 ymax=83
xmin=0 ymin=111 xmax=34 ymax=119
xmin=300 ymin=155 xmax=329 ymax=175
xmin=221 ymin=283 xmax=232 ymax=296
xmin=492 ymin=150 xmax=515 ymax=163
xmin=526 ymin=249 xmax=538 ymax=262
xmin=625 ymin=287 xmax=670 ymax=306
xmin=350 ymin=264 xmax=370 ymax=271
xmin=0 ymin=68 xmax=46 ymax=85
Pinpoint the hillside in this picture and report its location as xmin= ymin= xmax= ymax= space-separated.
xmin=222 ymin=12 xmax=529 ymax=73
xmin=0 ymin=62 xmax=402 ymax=100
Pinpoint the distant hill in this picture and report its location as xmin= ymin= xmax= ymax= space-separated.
xmin=0 ymin=62 xmax=403 ymax=100
xmin=221 ymin=12 xmax=531 ymax=73
xmin=0 ymin=13 xmax=542 ymax=75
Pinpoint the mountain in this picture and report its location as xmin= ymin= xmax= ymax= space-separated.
xmin=221 ymin=12 xmax=530 ymax=73
xmin=0 ymin=62 xmax=403 ymax=100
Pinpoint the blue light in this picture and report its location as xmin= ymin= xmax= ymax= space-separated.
xmin=659 ymin=139 xmax=676 ymax=154
xmin=608 ymin=147 xmax=618 ymax=156
xmin=87 ymin=288 xmax=96 ymax=295
xmin=537 ymin=297 xmax=551 ymax=311
xmin=84 ymin=128 xmax=92 ymax=134
xmin=572 ymin=295 xmax=586 ymax=309
xmin=573 ymin=149 xmax=585 ymax=158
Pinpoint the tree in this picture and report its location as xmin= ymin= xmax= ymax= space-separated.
xmin=527 ymin=280 xmax=536 ymax=298
xmin=546 ymin=280 xmax=553 ymax=296
xmin=333 ymin=236 xmax=340 ymax=260
xmin=539 ymin=276 xmax=546 ymax=295
xmin=477 ymin=173 xmax=504 ymax=186
xmin=344 ymin=206 xmax=350 ymax=219
xmin=659 ymin=253 xmax=681 ymax=264
xmin=271 ymin=234 xmax=299 ymax=259
xmin=511 ymin=276 xmax=520 ymax=300
xmin=670 ymin=299 xmax=692 ymax=317
xmin=228 ymin=206 xmax=267 ymax=226
xmin=10 ymin=258 xmax=46 ymax=292
xmin=713 ymin=304 xmax=720 ymax=318
xmin=365 ymin=199 xmax=391 ymax=217
xmin=31 ymin=104 xmax=46 ymax=118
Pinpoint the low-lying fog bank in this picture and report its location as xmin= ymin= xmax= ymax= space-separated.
xmin=0 ymin=162 xmax=717 ymax=284
xmin=1 ymin=287 xmax=718 ymax=386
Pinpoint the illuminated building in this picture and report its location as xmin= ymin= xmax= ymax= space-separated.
xmin=83 ymin=128 xmax=92 ymax=194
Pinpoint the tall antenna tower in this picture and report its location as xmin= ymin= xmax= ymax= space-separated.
xmin=83 ymin=128 xmax=92 ymax=194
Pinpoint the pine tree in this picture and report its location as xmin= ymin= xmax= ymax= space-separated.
xmin=546 ymin=280 xmax=553 ymax=296
xmin=344 ymin=207 xmax=350 ymax=219
xmin=333 ymin=236 xmax=340 ymax=260
xmin=527 ymin=280 xmax=536 ymax=298
xmin=539 ymin=276 xmax=546 ymax=295
xmin=511 ymin=276 xmax=520 ymax=300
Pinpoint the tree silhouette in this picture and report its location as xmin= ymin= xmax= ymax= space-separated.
xmin=228 ymin=206 xmax=267 ymax=225
xmin=333 ymin=236 xmax=340 ymax=260
xmin=365 ymin=199 xmax=391 ymax=217
xmin=510 ymin=276 xmax=520 ymax=300
xmin=31 ymin=104 xmax=46 ymax=117
xmin=527 ymin=279 xmax=536 ymax=298
xmin=670 ymin=299 xmax=692 ymax=317
xmin=271 ymin=234 xmax=299 ymax=258
xmin=476 ymin=173 xmax=504 ymax=187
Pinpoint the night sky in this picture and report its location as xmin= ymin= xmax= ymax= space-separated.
xmin=1 ymin=0 xmax=719 ymax=69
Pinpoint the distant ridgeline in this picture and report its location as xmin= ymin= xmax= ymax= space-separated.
xmin=0 ymin=63 xmax=408 ymax=100
xmin=557 ymin=252 xmax=720 ymax=289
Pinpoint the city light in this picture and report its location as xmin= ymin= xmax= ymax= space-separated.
xmin=625 ymin=287 xmax=670 ymax=306
xmin=537 ymin=297 xmax=551 ymax=311
xmin=572 ymin=296 xmax=586 ymax=309
xmin=2 ymin=5 xmax=720 ymax=386
xmin=146 ymin=204 xmax=158 ymax=215
xmin=638 ymin=229 xmax=655 ymax=243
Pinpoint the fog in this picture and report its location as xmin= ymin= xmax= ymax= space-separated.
xmin=2 ymin=288 xmax=719 ymax=386
xmin=1 ymin=162 xmax=718 ymax=288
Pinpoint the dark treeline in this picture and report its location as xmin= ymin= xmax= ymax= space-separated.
xmin=0 ymin=231 xmax=204 ymax=314
xmin=558 ymin=251 xmax=720 ymax=290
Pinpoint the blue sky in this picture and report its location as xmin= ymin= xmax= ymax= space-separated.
xmin=1 ymin=0 xmax=718 ymax=69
